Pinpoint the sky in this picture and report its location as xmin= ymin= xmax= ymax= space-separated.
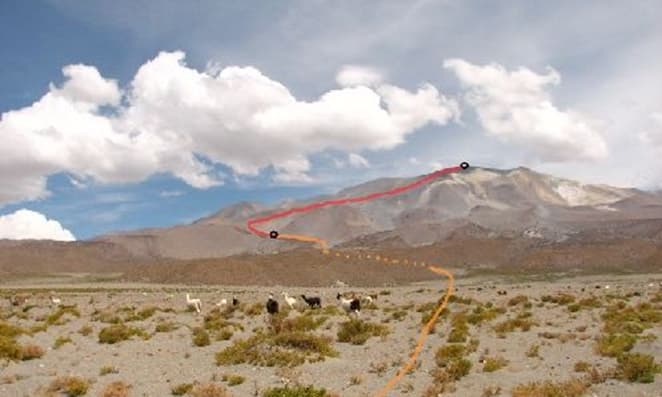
xmin=0 ymin=0 xmax=661 ymax=241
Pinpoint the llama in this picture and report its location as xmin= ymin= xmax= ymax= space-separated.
xmin=232 ymin=296 xmax=239 ymax=306
xmin=301 ymin=295 xmax=321 ymax=309
xmin=266 ymin=294 xmax=279 ymax=315
xmin=186 ymin=293 xmax=202 ymax=314
xmin=49 ymin=295 xmax=61 ymax=306
xmin=216 ymin=298 xmax=228 ymax=307
xmin=282 ymin=292 xmax=297 ymax=310
xmin=337 ymin=293 xmax=360 ymax=316
xmin=9 ymin=295 xmax=28 ymax=306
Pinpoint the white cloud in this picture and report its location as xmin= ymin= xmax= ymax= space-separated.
xmin=444 ymin=59 xmax=608 ymax=162
xmin=0 ymin=209 xmax=75 ymax=241
xmin=0 ymin=51 xmax=457 ymax=206
xmin=336 ymin=65 xmax=384 ymax=87
xmin=348 ymin=153 xmax=370 ymax=168
xmin=639 ymin=112 xmax=662 ymax=147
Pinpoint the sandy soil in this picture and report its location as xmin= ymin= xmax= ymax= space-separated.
xmin=1 ymin=273 xmax=661 ymax=397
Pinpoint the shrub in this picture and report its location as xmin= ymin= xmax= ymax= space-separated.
xmin=98 ymin=324 xmax=148 ymax=344
xmin=595 ymin=333 xmax=636 ymax=357
xmin=602 ymin=302 xmax=661 ymax=334
xmin=171 ymin=383 xmax=193 ymax=395
xmin=192 ymin=327 xmax=211 ymax=347
xmin=244 ymin=302 xmax=263 ymax=316
xmin=155 ymin=321 xmax=178 ymax=333
xmin=0 ymin=336 xmax=22 ymax=360
xmin=46 ymin=306 xmax=81 ymax=325
xmin=617 ymin=353 xmax=660 ymax=383
xmin=54 ymin=336 xmax=73 ymax=349
xmin=337 ymin=319 xmax=389 ymax=345
xmin=262 ymin=384 xmax=329 ymax=397
xmin=574 ymin=361 xmax=591 ymax=372
xmin=46 ymin=376 xmax=89 ymax=397
xmin=20 ymin=343 xmax=44 ymax=360
xmin=508 ymin=295 xmax=529 ymax=306
xmin=494 ymin=311 xmax=536 ymax=334
xmin=216 ymin=331 xmax=337 ymax=367
xmin=189 ymin=383 xmax=231 ymax=397
xmin=100 ymin=381 xmax=131 ymax=397
xmin=447 ymin=312 xmax=469 ymax=343
xmin=526 ymin=344 xmax=540 ymax=358
xmin=540 ymin=293 xmax=576 ymax=306
xmin=221 ymin=373 xmax=245 ymax=386
xmin=446 ymin=358 xmax=472 ymax=380
xmin=435 ymin=344 xmax=466 ymax=367
xmin=512 ymin=379 xmax=588 ymax=397
xmin=78 ymin=325 xmax=93 ymax=336
xmin=100 ymin=365 xmax=119 ymax=376
xmin=483 ymin=356 xmax=509 ymax=372
xmin=467 ymin=305 xmax=501 ymax=325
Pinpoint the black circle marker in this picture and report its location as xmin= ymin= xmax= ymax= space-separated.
xmin=269 ymin=230 xmax=279 ymax=239
xmin=460 ymin=162 xmax=470 ymax=170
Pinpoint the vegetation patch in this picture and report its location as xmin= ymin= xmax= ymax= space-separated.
xmin=100 ymin=381 xmax=131 ymax=397
xmin=447 ymin=312 xmax=469 ymax=343
xmin=45 ymin=376 xmax=89 ymax=397
xmin=483 ymin=356 xmax=509 ymax=372
xmin=171 ymin=383 xmax=194 ymax=395
xmin=46 ymin=305 xmax=81 ymax=325
xmin=595 ymin=333 xmax=636 ymax=357
xmin=20 ymin=343 xmax=44 ymax=360
xmin=616 ymin=352 xmax=661 ymax=383
xmin=262 ymin=384 xmax=331 ymax=397
xmin=155 ymin=321 xmax=178 ymax=333
xmin=221 ymin=374 xmax=245 ymax=386
xmin=512 ymin=378 xmax=588 ymax=397
xmin=602 ymin=302 xmax=661 ymax=335
xmin=192 ymin=327 xmax=211 ymax=347
xmin=98 ymin=324 xmax=149 ymax=344
xmin=541 ymin=293 xmax=576 ymax=306
xmin=189 ymin=382 xmax=231 ymax=397
xmin=467 ymin=304 xmax=504 ymax=325
xmin=494 ymin=311 xmax=536 ymax=334
xmin=216 ymin=331 xmax=337 ymax=367
xmin=337 ymin=319 xmax=389 ymax=345
xmin=54 ymin=335 xmax=73 ymax=349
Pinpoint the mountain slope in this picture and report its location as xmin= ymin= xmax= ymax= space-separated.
xmin=95 ymin=166 xmax=662 ymax=259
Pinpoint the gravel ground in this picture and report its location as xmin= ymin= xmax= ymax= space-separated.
xmin=1 ymin=273 xmax=661 ymax=397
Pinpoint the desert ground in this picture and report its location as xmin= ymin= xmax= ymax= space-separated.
xmin=1 ymin=273 xmax=661 ymax=397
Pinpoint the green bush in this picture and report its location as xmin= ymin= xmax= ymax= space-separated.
xmin=192 ymin=327 xmax=211 ymax=347
xmin=98 ymin=324 xmax=148 ymax=344
xmin=337 ymin=319 xmax=388 ymax=345
xmin=595 ymin=333 xmax=636 ymax=357
xmin=617 ymin=353 xmax=660 ymax=383
xmin=262 ymin=385 xmax=329 ymax=397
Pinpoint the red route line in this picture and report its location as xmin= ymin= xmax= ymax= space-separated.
xmin=247 ymin=165 xmax=462 ymax=236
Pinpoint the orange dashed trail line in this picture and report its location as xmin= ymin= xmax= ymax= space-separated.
xmin=246 ymin=163 xmax=469 ymax=396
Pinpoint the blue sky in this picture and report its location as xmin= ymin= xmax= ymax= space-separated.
xmin=0 ymin=1 xmax=661 ymax=240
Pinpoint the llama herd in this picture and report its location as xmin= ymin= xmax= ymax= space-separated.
xmin=184 ymin=290 xmax=378 ymax=317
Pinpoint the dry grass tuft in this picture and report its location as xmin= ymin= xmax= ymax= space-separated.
xmin=100 ymin=381 xmax=131 ymax=397
xmin=512 ymin=378 xmax=588 ymax=397
xmin=45 ymin=375 xmax=89 ymax=397
xmin=189 ymin=382 xmax=231 ymax=397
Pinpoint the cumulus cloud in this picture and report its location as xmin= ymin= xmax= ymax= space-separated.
xmin=639 ymin=112 xmax=662 ymax=147
xmin=444 ymin=59 xmax=608 ymax=162
xmin=348 ymin=153 xmax=370 ymax=168
xmin=0 ymin=51 xmax=457 ymax=205
xmin=0 ymin=209 xmax=75 ymax=241
xmin=336 ymin=65 xmax=384 ymax=87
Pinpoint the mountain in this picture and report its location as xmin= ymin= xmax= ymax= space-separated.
xmin=95 ymin=166 xmax=662 ymax=259
xmin=2 ymin=166 xmax=661 ymax=284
